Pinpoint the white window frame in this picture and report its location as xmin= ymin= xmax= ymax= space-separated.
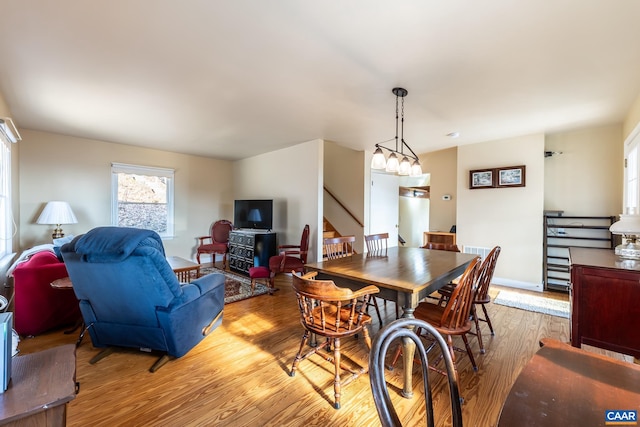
xmin=0 ymin=137 xmax=13 ymax=261
xmin=624 ymin=125 xmax=640 ymax=215
xmin=111 ymin=163 xmax=175 ymax=238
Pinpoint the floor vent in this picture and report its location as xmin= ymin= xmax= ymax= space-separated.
xmin=463 ymin=246 xmax=491 ymax=260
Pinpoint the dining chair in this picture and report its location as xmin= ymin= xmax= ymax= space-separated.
xmin=370 ymin=317 xmax=463 ymax=427
xmin=437 ymin=246 xmax=501 ymax=353
xmin=324 ymin=235 xmax=384 ymax=327
xmin=390 ymin=256 xmax=481 ymax=373
xmin=196 ymin=219 xmax=233 ymax=269
xmin=268 ymin=224 xmax=309 ymax=288
xmin=365 ymin=232 xmax=389 ymax=255
xmin=289 ymin=271 xmax=379 ymax=409
xmin=365 ymin=233 xmax=399 ymax=320
xmin=420 ymin=241 xmax=461 ymax=302
xmin=323 ymin=235 xmax=356 ymax=259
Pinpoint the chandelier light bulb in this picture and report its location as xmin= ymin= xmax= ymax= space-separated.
xmin=385 ymin=152 xmax=399 ymax=173
xmin=398 ymin=156 xmax=412 ymax=175
xmin=371 ymin=147 xmax=387 ymax=170
xmin=410 ymin=160 xmax=423 ymax=177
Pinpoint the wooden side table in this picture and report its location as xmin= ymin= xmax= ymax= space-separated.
xmin=166 ymin=256 xmax=201 ymax=282
xmin=0 ymin=344 xmax=77 ymax=426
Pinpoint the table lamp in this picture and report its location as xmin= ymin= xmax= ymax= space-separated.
xmin=36 ymin=201 xmax=78 ymax=239
xmin=609 ymin=213 xmax=640 ymax=259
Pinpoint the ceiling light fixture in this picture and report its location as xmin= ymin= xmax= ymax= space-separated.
xmin=371 ymin=87 xmax=423 ymax=177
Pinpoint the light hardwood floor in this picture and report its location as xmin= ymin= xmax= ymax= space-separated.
xmin=17 ymin=275 xmax=584 ymax=426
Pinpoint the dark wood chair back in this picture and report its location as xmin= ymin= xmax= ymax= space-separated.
xmin=475 ymin=246 xmax=501 ymax=303
xmin=365 ymin=233 xmax=389 ymax=256
xmin=440 ymin=257 xmax=479 ymax=329
xmin=369 ymin=317 xmax=463 ymax=427
xmin=323 ymin=235 xmax=356 ymax=260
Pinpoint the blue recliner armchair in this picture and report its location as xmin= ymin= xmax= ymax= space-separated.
xmin=61 ymin=226 xmax=225 ymax=372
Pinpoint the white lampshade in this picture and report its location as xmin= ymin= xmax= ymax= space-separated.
xmin=398 ymin=156 xmax=412 ymax=176
xmin=37 ymin=201 xmax=78 ymax=225
xmin=371 ymin=147 xmax=387 ymax=170
xmin=37 ymin=201 xmax=77 ymax=239
xmin=385 ymin=152 xmax=399 ymax=173
xmin=610 ymin=214 xmax=640 ymax=235
xmin=410 ymin=159 xmax=423 ymax=177
xmin=610 ymin=214 xmax=640 ymax=259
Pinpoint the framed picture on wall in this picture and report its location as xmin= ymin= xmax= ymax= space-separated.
xmin=497 ymin=165 xmax=526 ymax=188
xmin=469 ymin=169 xmax=495 ymax=189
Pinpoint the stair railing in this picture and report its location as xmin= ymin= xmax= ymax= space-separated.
xmin=323 ymin=186 xmax=364 ymax=228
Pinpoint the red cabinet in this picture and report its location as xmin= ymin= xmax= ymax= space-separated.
xmin=569 ymin=247 xmax=640 ymax=358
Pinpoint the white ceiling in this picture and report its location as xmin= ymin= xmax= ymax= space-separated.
xmin=1 ymin=1 xmax=640 ymax=160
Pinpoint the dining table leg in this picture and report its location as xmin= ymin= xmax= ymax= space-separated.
xmin=400 ymin=306 xmax=416 ymax=398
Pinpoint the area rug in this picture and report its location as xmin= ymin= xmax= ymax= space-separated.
xmin=493 ymin=290 xmax=570 ymax=318
xmin=199 ymin=266 xmax=270 ymax=304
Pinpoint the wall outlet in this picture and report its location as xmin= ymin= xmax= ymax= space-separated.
xmin=557 ymin=228 xmax=566 ymax=235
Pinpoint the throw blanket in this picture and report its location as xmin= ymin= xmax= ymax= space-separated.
xmin=6 ymin=243 xmax=56 ymax=277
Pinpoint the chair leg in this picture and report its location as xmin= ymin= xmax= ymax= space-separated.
xmin=482 ymin=304 xmax=495 ymax=335
xmin=370 ymin=297 xmax=383 ymax=328
xmin=333 ymin=337 xmax=342 ymax=410
xmin=290 ymin=331 xmax=310 ymax=377
xmin=472 ymin=305 xmax=485 ymax=354
xmin=461 ymin=334 xmax=478 ymax=371
xmin=269 ymin=271 xmax=276 ymax=289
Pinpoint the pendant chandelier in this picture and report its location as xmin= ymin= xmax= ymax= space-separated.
xmin=371 ymin=87 xmax=423 ymax=177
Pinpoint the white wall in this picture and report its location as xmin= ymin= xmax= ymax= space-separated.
xmin=323 ymin=141 xmax=365 ymax=252
xmin=233 ymin=139 xmax=323 ymax=262
xmin=544 ymin=124 xmax=622 ymax=216
xmin=457 ymin=134 xmax=545 ymax=290
xmin=18 ymin=129 xmax=233 ymax=259
xmin=422 ymin=147 xmax=457 ymax=233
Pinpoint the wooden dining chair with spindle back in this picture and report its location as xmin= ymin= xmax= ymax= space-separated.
xmin=290 ymin=271 xmax=379 ymax=409
xmin=364 ymin=233 xmax=399 ymax=321
xmin=437 ymin=246 xmax=501 ymax=353
xmin=323 ymin=235 xmax=384 ymax=327
xmin=390 ymin=256 xmax=481 ymax=373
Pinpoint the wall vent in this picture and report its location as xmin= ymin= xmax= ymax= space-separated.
xmin=463 ymin=246 xmax=491 ymax=260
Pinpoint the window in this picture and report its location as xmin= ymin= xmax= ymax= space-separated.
xmin=111 ymin=163 xmax=174 ymax=238
xmin=626 ymin=145 xmax=638 ymax=213
xmin=0 ymin=137 xmax=13 ymax=260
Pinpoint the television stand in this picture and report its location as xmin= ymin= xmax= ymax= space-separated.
xmin=228 ymin=230 xmax=277 ymax=276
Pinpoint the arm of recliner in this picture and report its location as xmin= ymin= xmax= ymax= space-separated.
xmin=189 ymin=272 xmax=226 ymax=295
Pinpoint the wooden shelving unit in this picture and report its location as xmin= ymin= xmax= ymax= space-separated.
xmin=543 ymin=211 xmax=615 ymax=292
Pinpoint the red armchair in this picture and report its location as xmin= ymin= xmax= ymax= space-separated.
xmin=12 ymin=251 xmax=81 ymax=336
xmin=196 ymin=220 xmax=233 ymax=269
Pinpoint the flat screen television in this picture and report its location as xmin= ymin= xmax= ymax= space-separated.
xmin=233 ymin=199 xmax=273 ymax=230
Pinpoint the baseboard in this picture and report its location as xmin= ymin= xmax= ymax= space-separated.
xmin=492 ymin=276 xmax=543 ymax=293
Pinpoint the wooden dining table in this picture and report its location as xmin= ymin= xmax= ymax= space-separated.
xmin=305 ymin=246 xmax=477 ymax=398
xmin=497 ymin=338 xmax=640 ymax=426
